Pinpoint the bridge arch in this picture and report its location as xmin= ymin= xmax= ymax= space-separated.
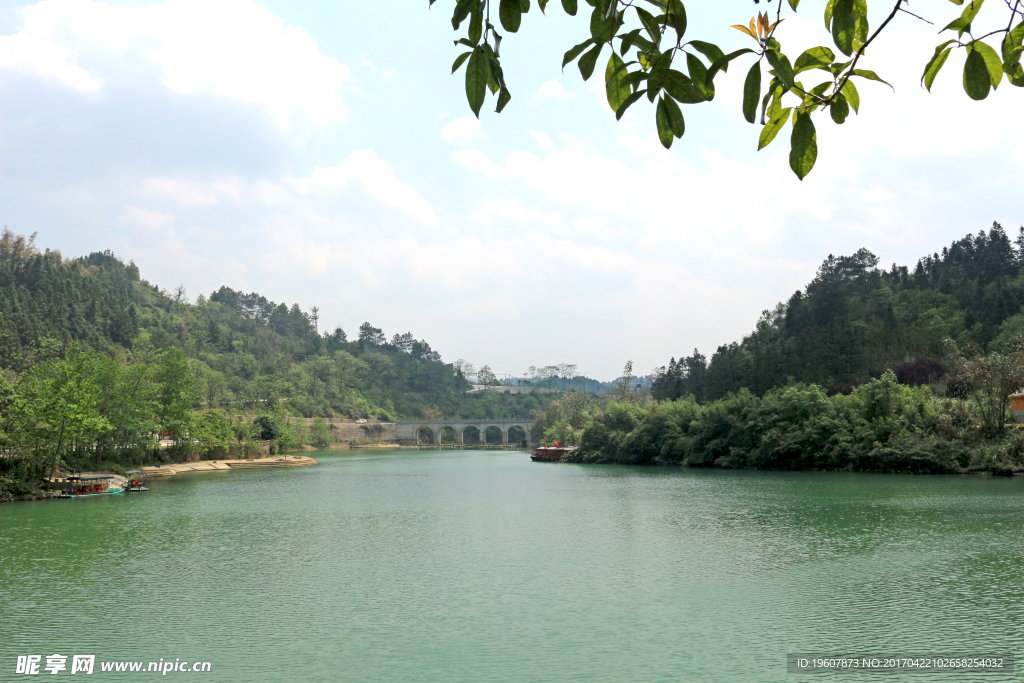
xmin=507 ymin=424 xmax=528 ymax=445
xmin=438 ymin=426 xmax=457 ymax=445
xmin=416 ymin=426 xmax=436 ymax=444
xmin=462 ymin=425 xmax=483 ymax=445
xmin=482 ymin=425 xmax=502 ymax=444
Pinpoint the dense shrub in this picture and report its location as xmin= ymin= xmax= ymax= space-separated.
xmin=568 ymin=371 xmax=1000 ymax=474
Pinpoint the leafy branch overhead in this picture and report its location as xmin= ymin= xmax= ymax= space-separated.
xmin=433 ymin=0 xmax=1024 ymax=180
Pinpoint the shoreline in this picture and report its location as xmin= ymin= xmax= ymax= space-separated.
xmin=2 ymin=455 xmax=318 ymax=503
xmin=139 ymin=455 xmax=318 ymax=477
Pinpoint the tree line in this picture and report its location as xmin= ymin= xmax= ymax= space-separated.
xmin=0 ymin=229 xmax=557 ymax=497
xmin=651 ymin=223 xmax=1024 ymax=403
xmin=549 ymin=223 xmax=1024 ymax=474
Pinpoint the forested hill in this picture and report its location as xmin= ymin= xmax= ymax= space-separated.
xmin=0 ymin=229 xmax=541 ymax=420
xmin=653 ymin=223 xmax=1024 ymax=402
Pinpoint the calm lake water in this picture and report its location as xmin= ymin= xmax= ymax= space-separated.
xmin=2 ymin=449 xmax=1023 ymax=682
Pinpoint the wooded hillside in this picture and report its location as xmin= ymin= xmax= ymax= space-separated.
xmin=653 ymin=223 xmax=1024 ymax=401
xmin=0 ymin=230 xmax=545 ymax=421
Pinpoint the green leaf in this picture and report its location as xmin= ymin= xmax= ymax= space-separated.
xmin=922 ymin=40 xmax=956 ymax=91
xmin=841 ymin=78 xmax=860 ymax=112
xmin=656 ymin=96 xmax=674 ymax=148
xmin=765 ymin=48 xmax=795 ymax=88
xmin=706 ymin=48 xmax=754 ymax=84
xmin=742 ymin=61 xmax=761 ymax=124
xmin=853 ymin=0 xmax=869 ymax=50
xmin=465 ymin=48 xmax=488 ymax=117
xmin=578 ymin=44 xmax=603 ymax=80
xmin=635 ymin=7 xmax=661 ymax=47
xmin=615 ymin=88 xmax=647 ymax=119
xmin=942 ymin=0 xmax=985 ymax=37
xmin=518 ymin=0 xmax=530 ymax=10
xmin=788 ymin=0 xmax=801 ymax=10
xmin=851 ymin=69 xmax=894 ymax=90
xmin=801 ymin=82 xmax=830 ymax=112
xmin=1007 ymin=61 xmax=1024 ymax=87
xmin=622 ymin=70 xmax=649 ymax=90
xmin=794 ymin=46 xmax=836 ymax=74
xmin=971 ymin=41 xmax=1003 ymax=89
xmin=452 ymin=51 xmax=473 ymax=74
xmin=561 ymin=0 xmax=578 ymax=15
xmin=606 ymin=53 xmax=632 ymax=111
xmin=619 ymin=28 xmax=642 ymax=57
xmin=590 ymin=5 xmax=619 ymax=42
xmin=665 ymin=0 xmax=687 ymax=40
xmin=1005 ymin=21 xmax=1024 ymax=62
xmin=830 ymin=93 xmax=849 ymax=123
xmin=499 ymin=0 xmax=523 ymax=32
xmin=487 ymin=59 xmax=500 ymax=94
xmin=831 ymin=0 xmax=856 ymax=56
xmin=687 ymin=52 xmax=712 ymax=99
xmin=789 ymin=111 xmax=817 ymax=180
xmin=662 ymin=94 xmax=685 ymax=137
xmin=766 ymin=83 xmax=784 ymax=120
xmin=1004 ymin=23 xmax=1024 ymax=86
xmin=662 ymin=69 xmax=707 ymax=103
xmin=451 ymin=0 xmax=478 ymax=30
xmin=469 ymin=7 xmax=483 ymax=45
xmin=824 ymin=0 xmax=836 ymax=31
xmin=538 ymin=0 xmax=549 ymax=12
xmin=563 ymin=38 xmax=595 ymax=68
xmin=758 ymin=107 xmax=791 ymax=150
xmin=496 ymin=85 xmax=512 ymax=112
xmin=963 ymin=47 xmax=991 ymax=99
xmin=760 ymin=78 xmax=784 ymax=124
xmin=689 ymin=41 xmax=725 ymax=70
xmin=1004 ymin=43 xmax=1024 ymax=70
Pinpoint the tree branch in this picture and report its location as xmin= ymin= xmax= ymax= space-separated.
xmin=830 ymin=0 xmax=905 ymax=103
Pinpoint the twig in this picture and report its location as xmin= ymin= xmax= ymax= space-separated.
xmin=1008 ymin=0 xmax=1024 ymax=22
xmin=1008 ymin=0 xmax=1023 ymax=31
xmin=898 ymin=7 xmax=933 ymax=25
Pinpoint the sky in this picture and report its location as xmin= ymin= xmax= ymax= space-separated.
xmin=0 ymin=0 xmax=1021 ymax=380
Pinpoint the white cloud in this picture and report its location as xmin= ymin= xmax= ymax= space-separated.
xmin=440 ymin=115 xmax=482 ymax=144
xmin=528 ymin=130 xmax=554 ymax=151
xmin=451 ymin=149 xmax=508 ymax=180
xmin=135 ymin=176 xmax=293 ymax=208
xmin=287 ymin=149 xmax=439 ymax=226
xmin=0 ymin=31 xmax=103 ymax=93
xmin=534 ymin=80 xmax=572 ymax=101
xmin=0 ymin=0 xmax=351 ymax=131
xmin=115 ymin=205 xmax=175 ymax=232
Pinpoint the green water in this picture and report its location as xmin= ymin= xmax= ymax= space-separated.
xmin=2 ymin=450 xmax=1024 ymax=682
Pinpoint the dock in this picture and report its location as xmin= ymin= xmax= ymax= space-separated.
xmin=139 ymin=455 xmax=317 ymax=477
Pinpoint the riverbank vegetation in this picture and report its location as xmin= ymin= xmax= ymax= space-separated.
xmin=565 ymin=370 xmax=1024 ymax=475
xmin=555 ymin=224 xmax=1024 ymax=474
xmin=0 ymin=229 xmax=552 ymax=499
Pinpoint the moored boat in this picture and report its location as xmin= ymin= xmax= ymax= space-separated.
xmin=124 ymin=472 xmax=149 ymax=492
xmin=531 ymin=444 xmax=574 ymax=462
xmin=66 ymin=474 xmax=126 ymax=496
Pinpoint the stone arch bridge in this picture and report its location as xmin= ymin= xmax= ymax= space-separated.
xmin=395 ymin=420 xmax=535 ymax=446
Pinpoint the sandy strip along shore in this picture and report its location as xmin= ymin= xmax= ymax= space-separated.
xmin=139 ymin=455 xmax=317 ymax=477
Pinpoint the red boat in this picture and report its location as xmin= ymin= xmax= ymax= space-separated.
xmin=531 ymin=444 xmax=574 ymax=462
